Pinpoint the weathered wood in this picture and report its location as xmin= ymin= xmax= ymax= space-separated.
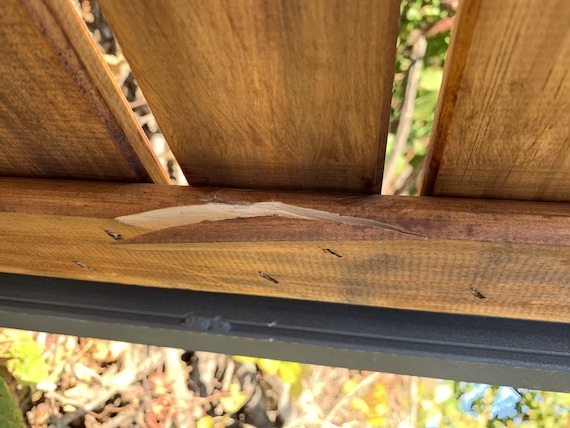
xmin=0 ymin=178 xmax=568 ymax=322
xmin=99 ymin=0 xmax=400 ymax=192
xmin=1 ymin=178 xmax=569 ymax=246
xmin=0 ymin=0 xmax=168 ymax=183
xmin=422 ymin=0 xmax=570 ymax=201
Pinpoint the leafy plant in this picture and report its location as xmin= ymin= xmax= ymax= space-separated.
xmin=347 ymin=380 xmax=390 ymax=427
xmin=0 ymin=376 xmax=26 ymax=428
xmin=387 ymin=0 xmax=456 ymax=195
xmin=416 ymin=380 xmax=570 ymax=427
xmin=219 ymin=382 xmax=250 ymax=414
xmin=0 ymin=330 xmax=49 ymax=385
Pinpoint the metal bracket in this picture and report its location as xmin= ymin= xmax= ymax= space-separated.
xmin=0 ymin=273 xmax=568 ymax=391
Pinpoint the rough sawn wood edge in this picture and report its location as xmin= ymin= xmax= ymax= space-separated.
xmin=0 ymin=179 xmax=568 ymax=323
xmin=21 ymin=0 xmax=170 ymax=184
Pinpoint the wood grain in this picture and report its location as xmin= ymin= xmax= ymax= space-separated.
xmin=0 ymin=0 xmax=168 ymax=183
xmin=0 ymin=178 xmax=568 ymax=322
xmin=1 ymin=178 xmax=569 ymax=246
xmin=422 ymin=0 xmax=570 ymax=201
xmin=99 ymin=0 xmax=400 ymax=192
xmin=118 ymin=217 xmax=425 ymax=245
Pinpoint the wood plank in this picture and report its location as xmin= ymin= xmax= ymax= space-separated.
xmin=0 ymin=178 xmax=568 ymax=322
xmin=99 ymin=0 xmax=400 ymax=192
xmin=0 ymin=0 xmax=169 ymax=183
xmin=422 ymin=0 xmax=570 ymax=201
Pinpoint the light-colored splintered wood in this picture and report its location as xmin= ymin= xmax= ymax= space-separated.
xmin=423 ymin=0 xmax=570 ymax=201
xmin=0 ymin=0 xmax=168 ymax=183
xmin=99 ymin=0 xmax=400 ymax=192
xmin=1 ymin=178 xmax=569 ymax=322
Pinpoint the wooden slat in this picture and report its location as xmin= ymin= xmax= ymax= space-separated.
xmin=1 ymin=178 xmax=568 ymax=322
xmin=0 ymin=0 xmax=169 ymax=183
xmin=99 ymin=0 xmax=400 ymax=192
xmin=422 ymin=0 xmax=570 ymax=201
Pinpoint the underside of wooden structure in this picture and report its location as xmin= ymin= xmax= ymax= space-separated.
xmin=2 ymin=178 xmax=569 ymax=322
xmin=0 ymin=0 xmax=568 ymax=387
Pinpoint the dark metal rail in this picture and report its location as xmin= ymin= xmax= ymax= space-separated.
xmin=0 ymin=273 xmax=568 ymax=391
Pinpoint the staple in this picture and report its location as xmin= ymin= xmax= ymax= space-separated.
xmin=104 ymin=229 xmax=123 ymax=240
xmin=258 ymin=271 xmax=279 ymax=284
xmin=469 ymin=287 xmax=486 ymax=299
xmin=319 ymin=246 xmax=342 ymax=257
xmin=73 ymin=260 xmax=92 ymax=270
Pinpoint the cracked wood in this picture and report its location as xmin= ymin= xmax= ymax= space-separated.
xmin=0 ymin=179 xmax=568 ymax=323
xmin=115 ymin=202 xmax=425 ymax=237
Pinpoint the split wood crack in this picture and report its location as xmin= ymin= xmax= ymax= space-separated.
xmin=115 ymin=202 xmax=426 ymax=237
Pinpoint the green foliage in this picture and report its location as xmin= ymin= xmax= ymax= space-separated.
xmin=417 ymin=380 xmax=570 ymax=427
xmin=388 ymin=0 xmax=455 ymax=194
xmin=344 ymin=380 xmax=389 ymax=427
xmin=418 ymin=381 xmax=478 ymax=428
xmin=392 ymin=0 xmax=453 ymax=121
xmin=505 ymin=388 xmax=570 ymax=427
xmin=0 ymin=330 xmax=49 ymax=385
xmin=0 ymin=376 xmax=26 ymax=428
xmin=219 ymin=382 xmax=251 ymax=414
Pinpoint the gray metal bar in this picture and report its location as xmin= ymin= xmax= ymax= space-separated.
xmin=0 ymin=273 xmax=568 ymax=392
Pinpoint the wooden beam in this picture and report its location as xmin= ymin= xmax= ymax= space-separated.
xmin=422 ymin=0 xmax=570 ymax=201
xmin=1 ymin=178 xmax=568 ymax=322
xmin=0 ymin=0 xmax=168 ymax=183
xmin=99 ymin=0 xmax=400 ymax=192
